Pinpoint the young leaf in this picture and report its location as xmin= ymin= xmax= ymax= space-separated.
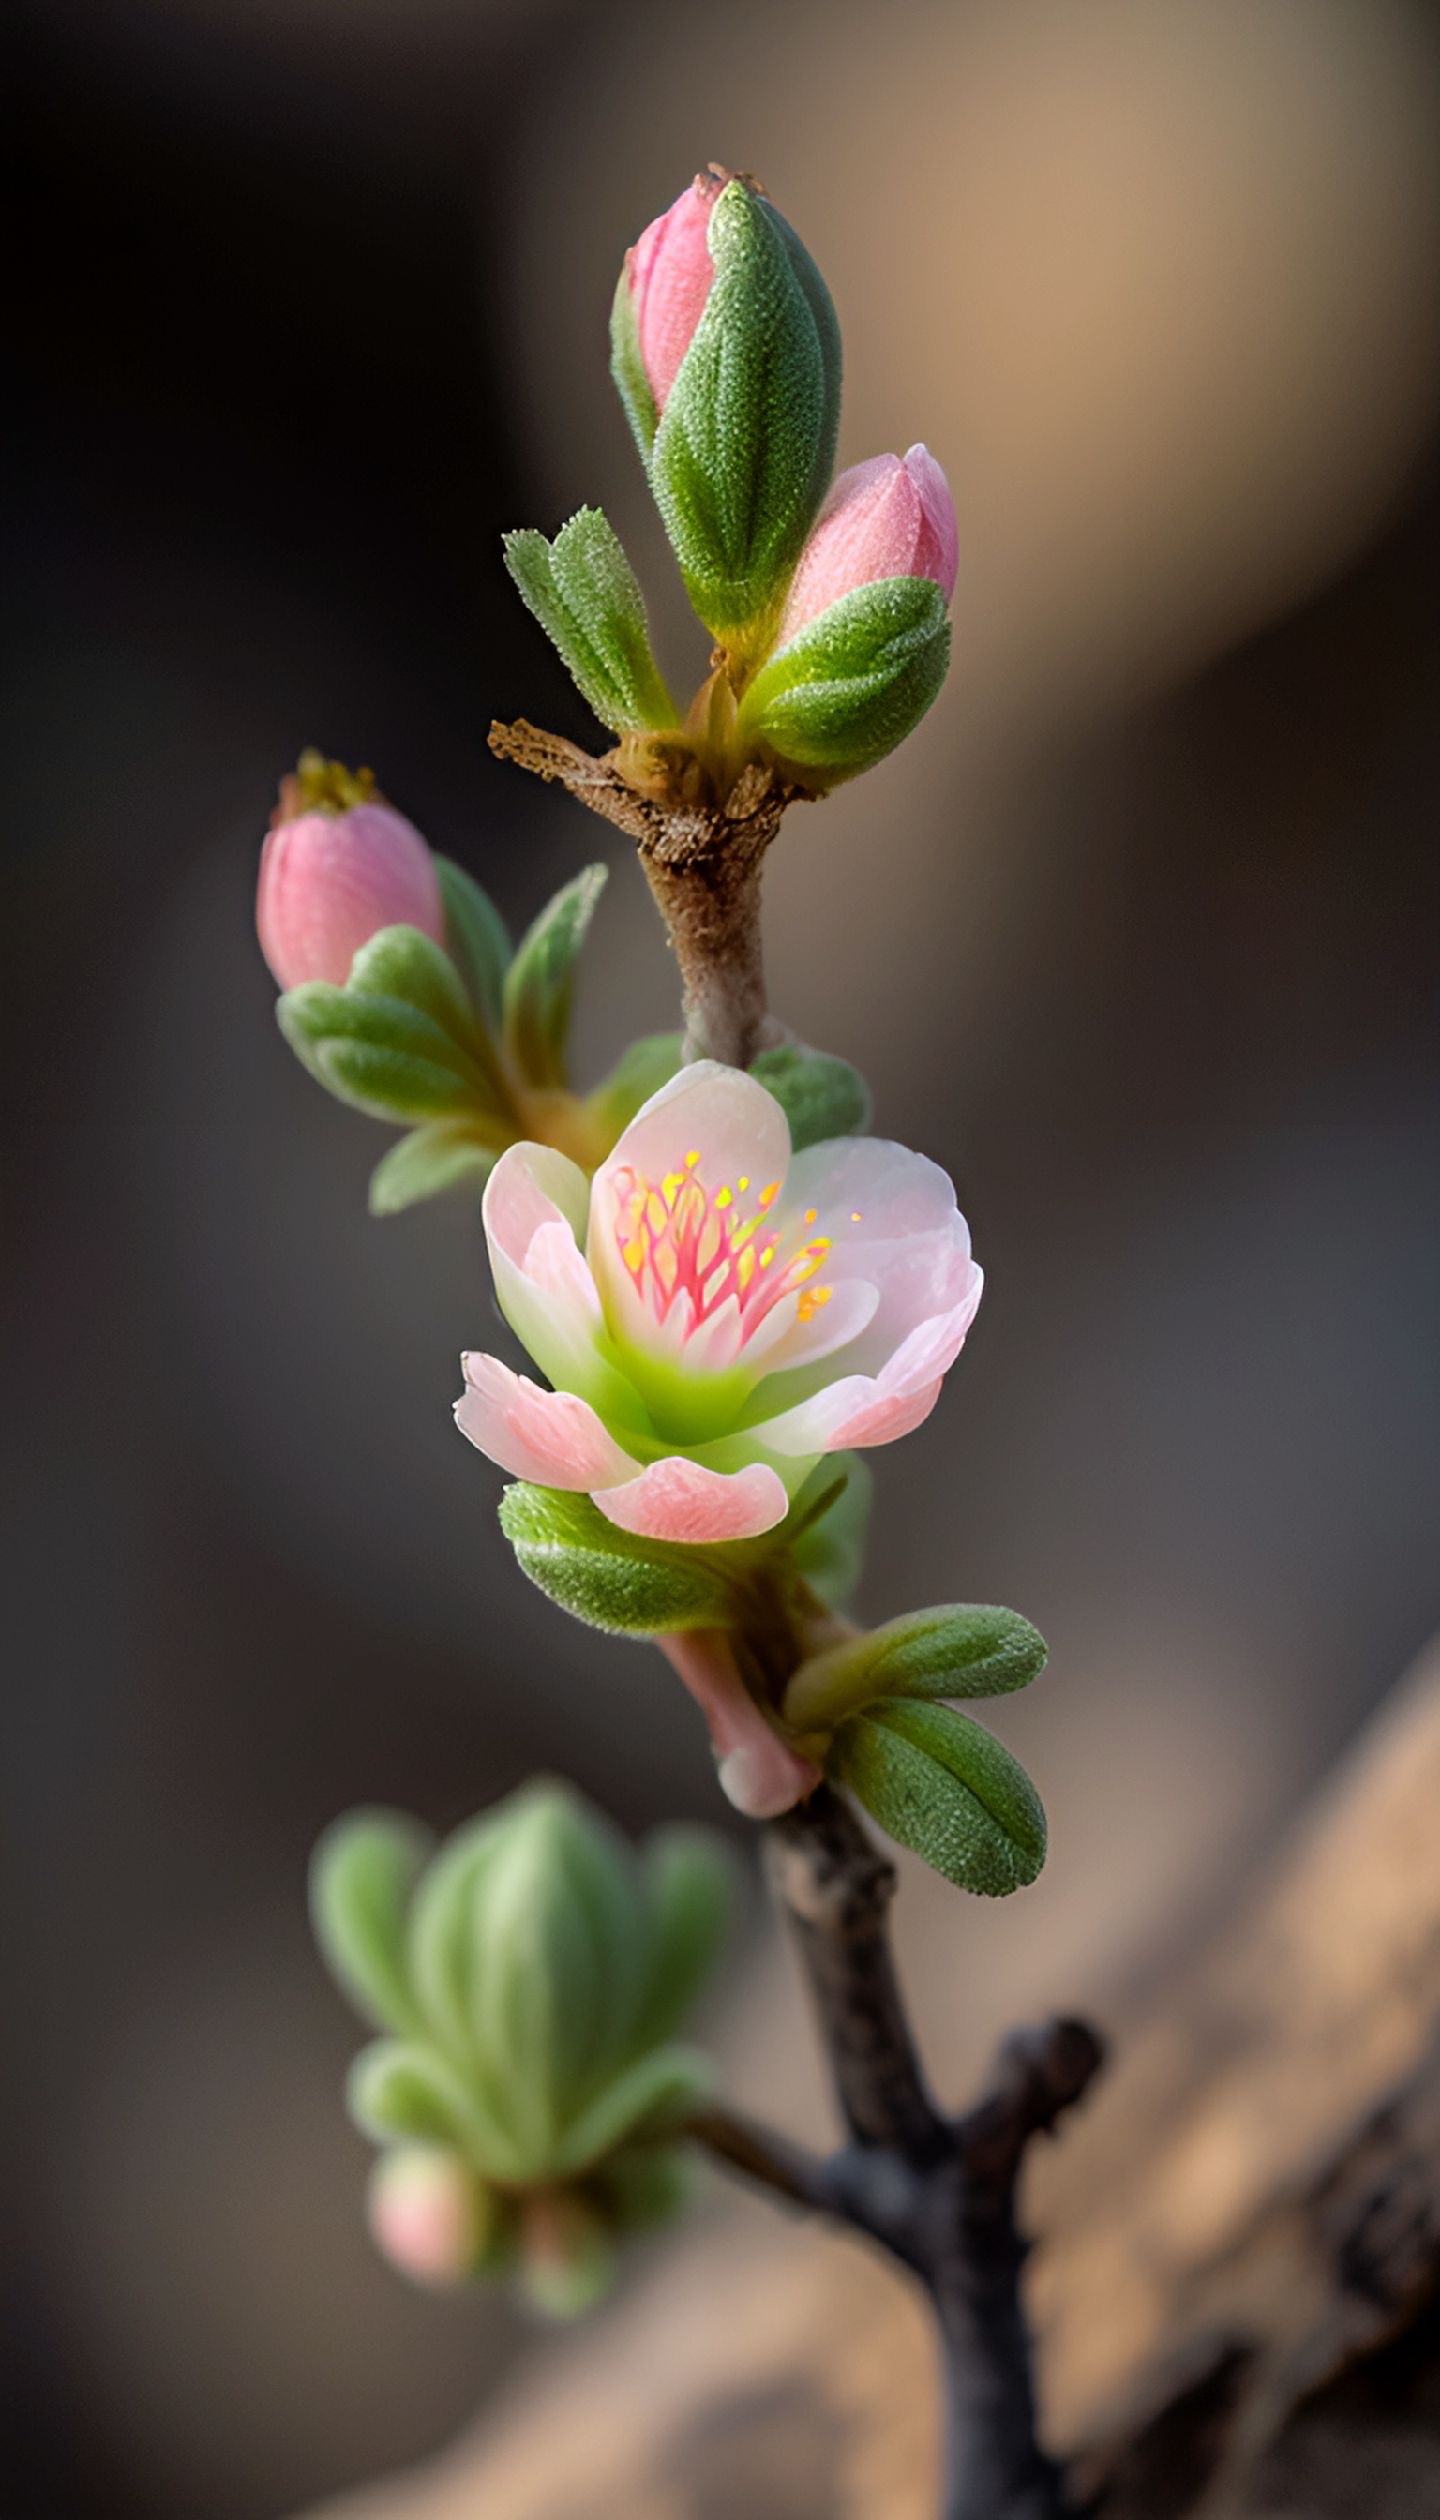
xmin=347 ymin=2040 xmax=475 ymax=2147
xmin=368 ymin=1122 xmax=500 ymax=1218
xmin=784 ymin=1605 xmax=1048 ymax=1732
xmin=750 ymin=1043 xmax=872 ymax=1149
xmin=346 ymin=925 xmax=479 ymax=1052
xmin=552 ymin=2045 xmax=712 ymax=2180
xmin=585 ymin=1032 xmax=685 ymax=1145
xmin=787 ymin=1454 xmax=873 ymax=1610
xmin=503 ymin=864 xmax=608 ymax=1092
xmin=504 ymin=508 xmax=677 ymax=735
xmin=310 ymin=1809 xmax=434 ymax=2035
xmin=829 ymin=1700 xmax=1047 ymax=1896
xmin=435 ymin=856 xmax=511 ymax=1033
xmin=497 ymin=1483 xmax=744 ymax=1635
xmin=277 ymin=986 xmax=498 ymax=1123
xmin=633 ymin=1826 xmax=734 ymax=2050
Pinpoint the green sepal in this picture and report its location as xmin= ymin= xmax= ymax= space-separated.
xmin=310 ymin=1808 xmax=434 ymax=2037
xmin=498 ymin=1483 xmax=746 ymax=1635
xmin=503 ymin=864 xmax=607 ymax=1092
xmin=739 ymin=575 xmax=951 ymax=783
xmin=519 ymin=2194 xmax=617 ymax=2320
xmin=276 ymin=992 xmax=485 ymax=1122
xmin=788 ymin=1455 xmax=873 ymax=1610
xmin=368 ymin=1121 xmax=500 ymax=1217
xmin=435 ymin=856 xmax=511 ymax=1034
xmin=504 ymin=508 xmax=676 ymax=734
xmin=829 ymin=1700 xmax=1047 ymax=1896
xmin=633 ymin=1826 xmax=735 ymax=2049
xmin=347 ymin=2040 xmax=477 ymax=2148
xmin=585 ymin=1032 xmax=685 ymax=1147
xmin=750 ymin=1042 xmax=872 ymax=1149
xmin=610 ymin=263 xmax=659 ymax=462
xmin=652 ymin=181 xmax=832 ymax=638
xmin=784 ymin=1605 xmax=1047 ymax=1733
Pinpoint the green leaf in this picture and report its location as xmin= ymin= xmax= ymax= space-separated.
xmin=784 ymin=1605 xmax=1048 ymax=1732
xmin=346 ymin=924 xmax=479 ymax=1051
xmin=503 ymin=864 xmax=608 ymax=1092
xmin=552 ymin=2045 xmax=712 ymax=2179
xmin=368 ymin=1121 xmax=500 ymax=1217
xmin=435 ymin=856 xmax=511 ymax=1033
xmin=585 ymin=1032 xmax=685 ymax=1147
xmin=830 ymin=1701 xmax=1047 ymax=1896
xmin=632 ymin=1826 xmax=733 ymax=2050
xmin=347 ymin=2040 xmax=475 ymax=2147
xmin=739 ymin=575 xmax=951 ymax=784
xmin=787 ymin=1455 xmax=873 ymax=1610
xmin=750 ymin=1043 xmax=871 ymax=1149
xmin=310 ymin=1809 xmax=433 ymax=2036
xmin=505 ymin=509 xmax=676 ymax=734
xmin=277 ymin=985 xmax=497 ymax=1123
xmin=652 ymin=181 xmax=831 ymax=637
xmin=498 ymin=1482 xmax=745 ymax=1635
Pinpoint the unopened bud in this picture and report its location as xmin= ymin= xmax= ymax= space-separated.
xmin=777 ymin=445 xmax=957 ymax=645
xmin=366 ymin=2146 xmax=496 ymax=2288
xmin=256 ymin=750 xmax=444 ymax=990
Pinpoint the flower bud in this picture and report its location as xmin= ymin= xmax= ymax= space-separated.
xmin=366 ymin=2146 xmax=496 ymax=2287
xmin=613 ymin=169 xmax=842 ymax=640
xmin=256 ymin=750 xmax=444 ymax=991
xmin=777 ymin=444 xmax=958 ymax=646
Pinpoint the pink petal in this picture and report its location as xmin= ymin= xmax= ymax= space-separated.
xmin=904 ymin=443 xmax=959 ymax=603
xmin=453 ymin=1353 xmax=638 ymax=1490
xmin=658 ymin=1631 xmax=822 ymax=1818
xmin=483 ymin=1145 xmax=603 ymax=1392
xmin=588 ymin=1062 xmax=793 ymax=1338
xmin=748 ymin=1280 xmax=983 ymax=1457
xmin=767 ymin=1137 xmax=977 ymax=1383
xmin=594 ymin=1456 xmax=789 ymax=1543
xmin=483 ymin=1142 xmax=591 ymax=1269
xmin=628 ymin=177 xmax=716 ymax=410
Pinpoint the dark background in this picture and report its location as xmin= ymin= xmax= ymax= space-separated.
xmin=8 ymin=2 xmax=1440 ymax=2514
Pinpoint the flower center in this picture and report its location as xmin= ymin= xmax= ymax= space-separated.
xmin=610 ymin=1151 xmax=834 ymax=1346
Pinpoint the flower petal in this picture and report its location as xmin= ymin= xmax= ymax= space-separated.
xmin=454 ymin=1352 xmax=639 ymax=1490
xmin=747 ymin=1280 xmax=983 ymax=1457
xmin=594 ymin=1456 xmax=789 ymax=1543
xmin=767 ymin=1136 xmax=977 ymax=1384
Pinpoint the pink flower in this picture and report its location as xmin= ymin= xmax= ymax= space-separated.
xmin=622 ymin=170 xmax=725 ymax=416
xmin=454 ymin=1062 xmax=982 ymax=1547
xmin=256 ymin=760 xmax=444 ymax=992
xmin=777 ymin=445 xmax=958 ymax=646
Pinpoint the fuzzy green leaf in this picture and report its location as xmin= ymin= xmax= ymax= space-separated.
xmin=785 ymin=1605 xmax=1047 ymax=1732
xmin=347 ymin=2040 xmax=475 ymax=2147
xmin=498 ymin=1482 xmax=746 ymax=1635
xmin=552 ymin=2044 xmax=712 ymax=2180
xmin=830 ymin=1701 xmax=1047 ymax=1896
xmin=652 ymin=182 xmax=831 ymax=636
xmin=277 ymin=985 xmax=497 ymax=1123
xmin=368 ymin=1122 xmax=500 ymax=1217
xmin=502 ymin=864 xmax=607 ymax=1092
xmin=787 ymin=1455 xmax=873 ymax=1610
xmin=740 ymin=575 xmax=951 ymax=783
xmin=346 ymin=924 xmax=479 ymax=1051
xmin=750 ymin=1043 xmax=872 ymax=1149
xmin=435 ymin=857 xmax=511 ymax=1033
xmin=610 ymin=263 xmax=659 ymax=462
xmin=585 ymin=1032 xmax=685 ymax=1146
xmin=633 ymin=1826 xmax=734 ymax=2050
xmin=310 ymin=1810 xmax=434 ymax=2036
xmin=505 ymin=509 xmax=676 ymax=734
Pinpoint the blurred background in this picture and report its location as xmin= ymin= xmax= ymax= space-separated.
xmin=8 ymin=0 xmax=1440 ymax=2512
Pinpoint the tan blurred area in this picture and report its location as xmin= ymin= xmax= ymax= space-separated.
xmin=8 ymin=1 xmax=1440 ymax=2514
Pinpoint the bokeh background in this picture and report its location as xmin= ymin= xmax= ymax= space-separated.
xmin=9 ymin=0 xmax=1440 ymax=2512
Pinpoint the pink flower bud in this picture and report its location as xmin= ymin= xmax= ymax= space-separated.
xmin=367 ymin=2148 xmax=492 ymax=2288
xmin=777 ymin=444 xmax=958 ymax=646
xmin=256 ymin=753 xmax=444 ymax=991
xmin=622 ymin=168 xmax=728 ymax=414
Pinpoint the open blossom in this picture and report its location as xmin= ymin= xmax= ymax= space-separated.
xmin=454 ymin=1063 xmax=982 ymax=1547
xmin=257 ymin=759 xmax=444 ymax=992
xmin=778 ymin=445 xmax=958 ymax=646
